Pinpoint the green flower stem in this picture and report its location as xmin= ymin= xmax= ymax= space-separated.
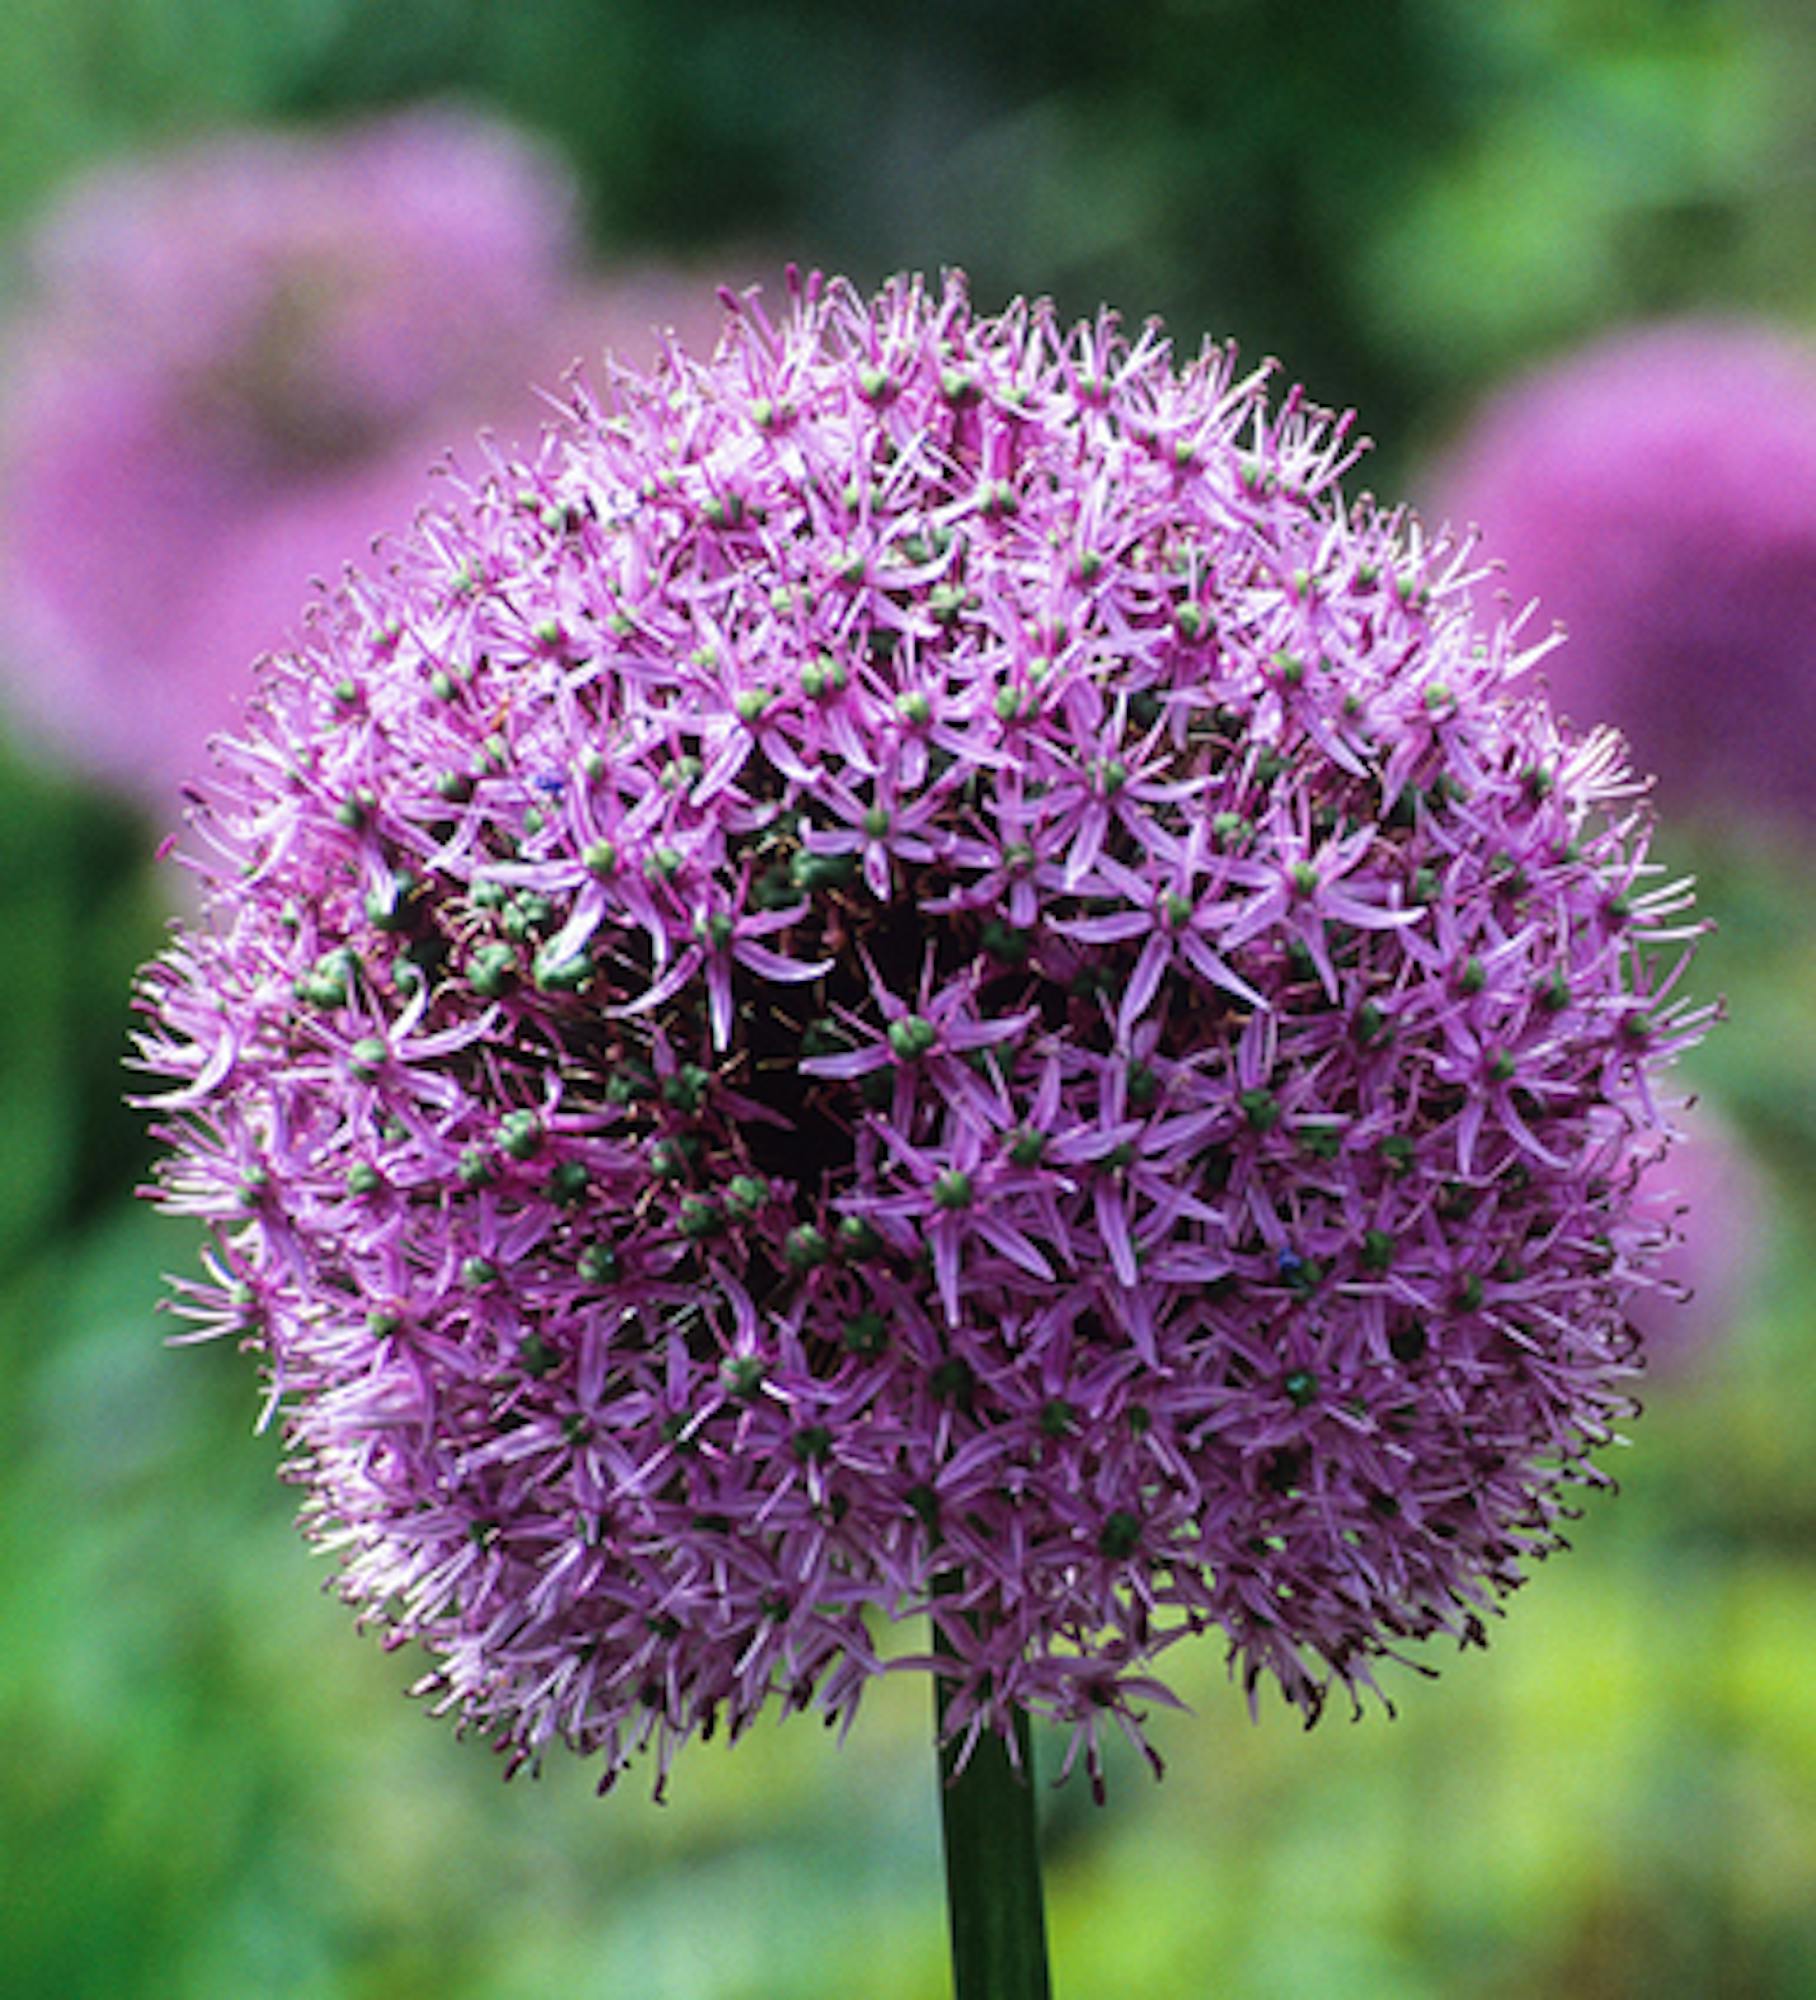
xmin=933 ymin=1629 xmax=1053 ymax=2000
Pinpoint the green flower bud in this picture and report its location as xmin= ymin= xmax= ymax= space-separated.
xmin=497 ymin=1110 xmax=542 ymax=1160
xmin=841 ymin=1311 xmax=888 ymax=1357
xmin=1098 ymin=1511 xmax=1142 ymax=1559
xmin=467 ymin=942 xmax=517 ymax=1000
xmin=784 ymin=1224 xmax=830 ymax=1272
xmin=888 ymin=1015 xmax=937 ymax=1061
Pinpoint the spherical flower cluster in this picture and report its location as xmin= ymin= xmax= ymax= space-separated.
xmin=0 ymin=106 xmax=720 ymax=813
xmin=136 ymin=272 xmax=1709 ymax=1797
xmin=1426 ymin=320 xmax=1816 ymax=834
xmin=1627 ymin=1104 xmax=1763 ymax=1377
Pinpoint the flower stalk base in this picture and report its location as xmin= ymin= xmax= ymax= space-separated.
xmin=935 ymin=1670 xmax=1053 ymax=2000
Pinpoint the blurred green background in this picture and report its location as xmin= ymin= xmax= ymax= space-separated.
xmin=2 ymin=3 xmax=1813 ymax=1995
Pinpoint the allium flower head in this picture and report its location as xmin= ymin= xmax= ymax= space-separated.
xmin=1628 ymin=1104 xmax=1762 ymax=1377
xmin=136 ymin=272 xmax=1710 ymax=1797
xmin=1427 ymin=321 xmax=1816 ymax=831
xmin=0 ymin=107 xmax=604 ymax=807
xmin=25 ymin=106 xmax=571 ymax=463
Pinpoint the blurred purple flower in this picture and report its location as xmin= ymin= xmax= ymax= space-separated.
xmin=0 ymin=108 xmax=720 ymax=811
xmin=1630 ymin=1104 xmax=1764 ymax=1377
xmin=1427 ymin=321 xmax=1816 ymax=832
xmin=135 ymin=272 xmax=1708 ymax=1798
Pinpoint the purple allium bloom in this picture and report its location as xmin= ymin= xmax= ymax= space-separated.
xmin=0 ymin=109 xmax=719 ymax=813
xmin=1627 ymin=1104 xmax=1763 ymax=1377
xmin=1427 ymin=321 xmax=1816 ymax=831
xmin=134 ymin=272 xmax=1711 ymax=1798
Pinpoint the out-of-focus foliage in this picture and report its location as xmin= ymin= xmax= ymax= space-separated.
xmin=1 ymin=1 xmax=1813 ymax=1995
xmin=298 ymin=0 xmax=1816 ymax=484
xmin=0 ymin=743 xmax=161 ymax=1282
xmin=6 ymin=2 xmax=1814 ymax=480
